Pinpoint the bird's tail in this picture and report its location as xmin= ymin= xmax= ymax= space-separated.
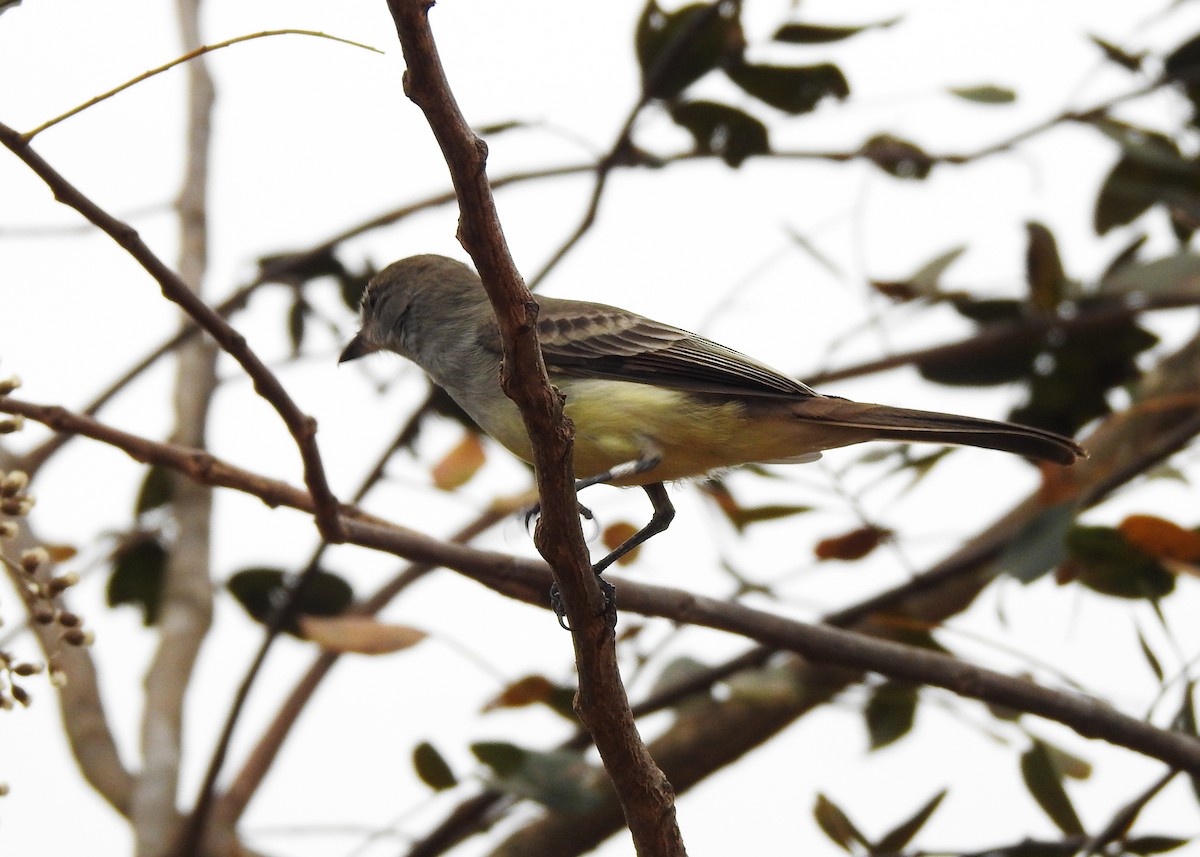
xmin=791 ymin=397 xmax=1086 ymax=465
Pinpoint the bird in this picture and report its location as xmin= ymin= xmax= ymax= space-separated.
xmin=340 ymin=254 xmax=1085 ymax=580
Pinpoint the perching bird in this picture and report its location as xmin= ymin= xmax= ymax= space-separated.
xmin=340 ymin=254 xmax=1084 ymax=576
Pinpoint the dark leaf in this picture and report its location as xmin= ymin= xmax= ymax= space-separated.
xmin=649 ymin=655 xmax=715 ymax=707
xmin=134 ymin=465 xmax=174 ymax=515
xmin=1060 ymin=526 xmax=1175 ymax=601
xmin=865 ymin=681 xmax=918 ymax=750
xmin=859 ymin=133 xmax=934 ymax=179
xmin=948 ymin=296 xmax=1024 ymax=324
xmin=813 ymin=793 xmax=868 ymax=852
xmin=227 ymin=567 xmax=355 ymax=635
xmin=413 ymin=741 xmax=457 ymax=791
xmin=1173 ymin=685 xmax=1200 ymax=805
xmin=1020 ymin=741 xmax=1084 ymax=835
xmin=1165 ymin=32 xmax=1200 ymax=121
xmin=1094 ymin=130 xmax=1199 ymax=235
xmin=995 ymin=503 xmax=1076 ymax=583
xmin=636 ymin=1 xmax=744 ymax=100
xmin=1025 ymin=222 xmax=1067 ymax=312
xmin=106 ymin=534 xmax=168 ymax=626
xmin=724 ymin=58 xmax=848 ymax=114
xmin=287 ymin=297 xmax=306 ymax=357
xmin=339 ymin=265 xmax=374 ymax=311
xmin=669 ymin=100 xmax=769 ymax=167
xmin=1125 ymin=835 xmax=1191 ymax=854
xmin=471 ymin=742 xmax=603 ymax=813
xmin=873 ymin=245 xmax=965 ymax=303
xmin=773 ymin=18 xmax=900 ymax=44
xmin=1090 ymin=35 xmax=1144 ymax=72
xmin=482 ymin=675 xmax=557 ymax=711
xmin=949 ymin=84 xmax=1017 ymax=104
xmin=257 ymin=246 xmax=346 ymax=287
xmin=1098 ymin=233 xmax=1148 ymax=283
xmin=874 ymin=789 xmax=947 ymax=853
xmin=1136 ymin=627 xmax=1165 ymax=682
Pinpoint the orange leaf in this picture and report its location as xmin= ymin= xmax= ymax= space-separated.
xmin=814 ymin=526 xmax=890 ymax=562
xmin=603 ymin=521 xmax=642 ymax=565
xmin=297 ymin=615 xmax=427 ymax=655
xmin=482 ymin=675 xmax=556 ymax=711
xmin=1118 ymin=514 xmax=1200 ymax=562
xmin=431 ymin=433 xmax=486 ymax=490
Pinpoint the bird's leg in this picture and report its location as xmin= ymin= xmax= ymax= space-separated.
xmin=545 ymin=454 xmax=668 ymax=630
xmin=591 ymin=482 xmax=674 ymax=575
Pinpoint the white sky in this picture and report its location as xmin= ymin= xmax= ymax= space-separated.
xmin=3 ymin=1 xmax=1200 ymax=855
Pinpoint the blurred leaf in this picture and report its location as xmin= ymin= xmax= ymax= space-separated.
xmin=257 ymin=246 xmax=346 ymax=287
xmin=1090 ymin=35 xmax=1144 ymax=72
xmin=701 ymin=480 xmax=811 ymax=532
xmin=474 ymin=119 xmax=528 ymax=135
xmin=339 ymin=265 xmax=375 ymax=311
xmin=949 ymin=84 xmax=1016 ymax=104
xmin=0 ymin=1 xmax=22 ymax=17
xmin=724 ymin=58 xmax=848 ymax=114
xmin=287 ymin=296 xmax=306 ymax=356
xmin=1020 ymin=740 xmax=1084 ymax=835
xmin=1124 ymin=836 xmax=1191 ymax=854
xmin=874 ymin=789 xmax=947 ymax=853
xmin=859 ymin=133 xmax=934 ymax=180
xmin=413 ymin=741 xmax=458 ymax=791
xmin=1025 ymin=222 xmax=1067 ymax=312
xmin=787 ymin=226 xmax=843 ymax=277
xmin=1093 ymin=128 xmax=1200 ymax=235
xmin=135 ymin=465 xmax=174 ymax=515
xmin=482 ymin=675 xmax=558 ymax=712
xmin=44 ymin=544 xmax=77 ymax=563
xmin=994 ymin=502 xmax=1075 ymax=583
xmin=1060 ymin=526 xmax=1176 ymax=601
xmin=813 ymin=793 xmax=868 ymax=852
xmin=1165 ymin=31 xmax=1200 ymax=121
xmin=1119 ymin=514 xmax=1200 ymax=562
xmin=636 ymin=1 xmax=743 ymax=100
xmin=431 ymin=432 xmax=486 ymax=490
xmin=106 ymin=534 xmax=168 ymax=626
xmin=773 ymin=19 xmax=899 ymax=44
xmin=814 ymin=525 xmax=890 ymax=562
xmin=669 ymin=100 xmax=769 ymax=167
xmin=865 ymin=681 xmax=918 ymax=750
xmin=601 ymin=521 xmax=643 ymax=565
xmin=1100 ymin=251 xmax=1200 ymax=298
xmin=471 ymin=742 xmax=603 ymax=813
xmin=947 ymin=296 xmax=1023 ymax=324
xmin=1098 ymin=233 xmax=1148 ymax=283
xmin=725 ymin=665 xmax=803 ymax=704
xmin=650 ymin=655 xmax=716 ymax=706
xmin=1136 ymin=627 xmax=1165 ymax=682
xmin=227 ymin=567 xmax=354 ymax=635
xmin=297 ymin=615 xmax=426 ymax=655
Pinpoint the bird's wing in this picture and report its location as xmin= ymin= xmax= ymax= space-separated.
xmin=477 ymin=296 xmax=817 ymax=398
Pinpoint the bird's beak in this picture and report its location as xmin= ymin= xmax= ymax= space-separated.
xmin=338 ymin=332 xmax=377 ymax=364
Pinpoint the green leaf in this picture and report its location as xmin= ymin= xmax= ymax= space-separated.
xmin=865 ymin=681 xmax=918 ymax=750
xmin=1063 ymin=526 xmax=1176 ymax=601
xmin=669 ymin=100 xmax=769 ymax=167
xmin=1136 ymin=627 xmax=1165 ymax=682
xmin=949 ymin=84 xmax=1017 ymax=104
xmin=813 ymin=793 xmax=868 ymax=852
xmin=648 ymin=655 xmax=715 ymax=706
xmin=724 ymin=59 xmax=848 ymax=114
xmin=874 ymin=789 xmax=947 ymax=853
xmin=859 ymin=133 xmax=934 ymax=180
xmin=106 ymin=535 xmax=168 ymax=626
xmin=413 ymin=741 xmax=457 ymax=791
xmin=1092 ymin=128 xmax=1199 ymax=235
xmin=635 ymin=1 xmax=743 ymax=100
xmin=1019 ymin=740 xmax=1084 ymax=835
xmin=135 ymin=465 xmax=174 ymax=515
xmin=227 ymin=567 xmax=355 ymax=635
xmin=1165 ymin=32 xmax=1200 ymax=121
xmin=471 ymin=742 xmax=604 ymax=813
xmin=773 ymin=19 xmax=900 ymax=44
xmin=994 ymin=503 xmax=1076 ymax=583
